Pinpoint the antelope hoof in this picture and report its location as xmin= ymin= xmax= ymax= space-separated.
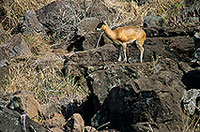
xmin=123 ymin=59 xmax=128 ymax=63
xmin=118 ymin=57 xmax=122 ymax=62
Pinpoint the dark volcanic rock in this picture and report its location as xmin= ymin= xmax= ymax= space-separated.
xmin=91 ymin=67 xmax=185 ymax=131
xmin=62 ymin=44 xmax=118 ymax=91
xmin=0 ymin=106 xmax=47 ymax=132
xmin=194 ymin=30 xmax=200 ymax=48
xmin=61 ymin=25 xmax=197 ymax=131
xmin=104 ymin=86 xmax=164 ymax=131
xmin=36 ymin=0 xmax=80 ymax=41
xmin=86 ymin=62 xmax=155 ymax=105
xmin=182 ymin=68 xmax=200 ymax=89
xmin=64 ymin=44 xmax=118 ymax=68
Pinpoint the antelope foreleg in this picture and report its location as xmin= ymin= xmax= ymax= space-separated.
xmin=122 ymin=43 xmax=127 ymax=62
xmin=118 ymin=45 xmax=122 ymax=61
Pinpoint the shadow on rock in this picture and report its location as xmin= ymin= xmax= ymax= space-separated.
xmin=182 ymin=69 xmax=200 ymax=89
xmin=91 ymin=85 xmax=164 ymax=132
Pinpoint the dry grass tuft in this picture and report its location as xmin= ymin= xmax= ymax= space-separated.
xmin=0 ymin=33 xmax=88 ymax=103
xmin=182 ymin=113 xmax=200 ymax=132
xmin=103 ymin=0 xmax=151 ymax=26
xmin=103 ymin=0 xmax=185 ymax=26
xmin=0 ymin=0 xmax=58 ymax=30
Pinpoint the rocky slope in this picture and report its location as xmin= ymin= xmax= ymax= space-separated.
xmin=0 ymin=0 xmax=200 ymax=132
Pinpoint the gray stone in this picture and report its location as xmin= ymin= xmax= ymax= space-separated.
xmin=0 ymin=33 xmax=32 ymax=82
xmin=14 ymin=10 xmax=47 ymax=36
xmin=144 ymin=15 xmax=164 ymax=27
xmin=182 ymin=89 xmax=200 ymax=115
xmin=0 ymin=33 xmax=32 ymax=58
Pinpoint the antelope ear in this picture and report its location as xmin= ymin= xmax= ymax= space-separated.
xmin=101 ymin=20 xmax=106 ymax=24
xmin=98 ymin=17 xmax=103 ymax=23
xmin=102 ymin=20 xmax=107 ymax=25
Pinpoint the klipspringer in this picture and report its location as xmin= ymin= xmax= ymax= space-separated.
xmin=96 ymin=20 xmax=146 ymax=63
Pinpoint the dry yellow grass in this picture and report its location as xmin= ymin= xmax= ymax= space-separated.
xmin=0 ymin=0 xmax=185 ymax=30
xmin=0 ymin=33 xmax=89 ymax=103
xmin=1 ymin=0 xmax=58 ymax=30
xmin=104 ymin=0 xmax=150 ymax=25
xmin=102 ymin=0 xmax=184 ymax=26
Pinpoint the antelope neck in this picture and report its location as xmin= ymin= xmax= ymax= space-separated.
xmin=103 ymin=25 xmax=116 ymax=40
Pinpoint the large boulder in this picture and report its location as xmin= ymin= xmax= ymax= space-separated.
xmin=0 ymin=106 xmax=47 ymax=132
xmin=36 ymin=0 xmax=81 ymax=41
xmin=91 ymin=66 xmax=185 ymax=131
xmin=92 ymin=85 xmax=165 ymax=131
xmin=86 ymin=61 xmax=156 ymax=105
xmin=62 ymin=44 xmax=118 ymax=100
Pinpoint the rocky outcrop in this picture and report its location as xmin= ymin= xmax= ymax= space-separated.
xmin=61 ymin=24 xmax=200 ymax=131
xmin=0 ymin=33 xmax=32 ymax=58
xmin=1 ymin=0 xmax=200 ymax=131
